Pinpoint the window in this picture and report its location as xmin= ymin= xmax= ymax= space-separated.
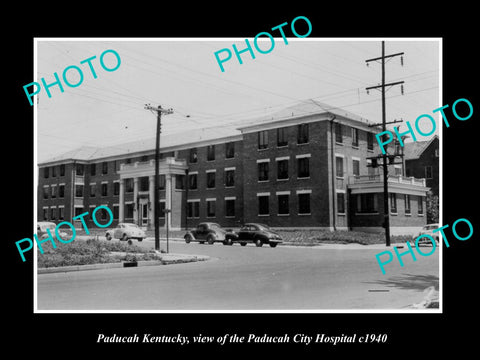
xmin=60 ymin=164 xmax=65 ymax=176
xmin=258 ymin=195 xmax=269 ymax=215
xmin=405 ymin=194 xmax=411 ymax=214
xmin=356 ymin=193 xmax=378 ymax=213
xmin=367 ymin=132 xmax=374 ymax=150
xmin=52 ymin=166 xmax=57 ymax=177
xmin=102 ymin=162 xmax=108 ymax=175
xmin=337 ymin=192 xmax=345 ymax=214
xmin=76 ymin=164 xmax=84 ymax=176
xmin=113 ymin=205 xmax=119 ymax=220
xmin=353 ymin=159 xmax=360 ymax=176
xmin=74 ymin=207 xmax=84 ymax=217
xmin=101 ymin=183 xmax=108 ymax=197
xmin=139 ymin=177 xmax=149 ymax=191
xmin=159 ymin=202 xmax=166 ymax=218
xmin=335 ymin=123 xmax=343 ymax=143
xmin=207 ymin=145 xmax=215 ymax=161
xmin=50 ymin=207 xmax=56 ymax=220
xmin=277 ymin=128 xmax=287 ymax=147
xmin=43 ymin=208 xmax=48 ymax=220
xmin=188 ymin=173 xmax=197 ymax=190
xmin=189 ymin=148 xmax=198 ymax=163
xmin=113 ymin=182 xmax=119 ymax=196
xmin=225 ymin=169 xmax=235 ymax=187
xmin=44 ymin=167 xmax=49 ymax=178
xmin=90 ymin=183 xmax=96 ymax=197
xmin=277 ymin=159 xmax=289 ymax=180
xmin=207 ymin=171 xmax=216 ymax=189
xmin=258 ymin=130 xmax=268 ymax=149
xmin=187 ymin=201 xmax=200 ymax=218
xmin=390 ymin=193 xmax=397 ymax=213
xmin=126 ymin=178 xmax=134 ymax=193
xmin=59 ymin=184 xmax=65 ymax=198
xmin=394 ymin=165 xmax=402 ymax=176
xmin=140 ymin=155 xmax=148 ymax=162
xmin=207 ymin=200 xmax=216 ymax=217
xmin=43 ymin=186 xmax=49 ymax=199
xmin=336 ymin=156 xmax=344 ymax=178
xmin=90 ymin=164 xmax=96 ymax=176
xmin=75 ymin=184 xmax=84 ymax=198
xmin=298 ymin=193 xmax=311 ymax=214
xmin=297 ymin=157 xmax=310 ymax=178
xmin=59 ymin=207 xmax=65 ymax=220
xmin=175 ymin=175 xmax=185 ymax=190
xmin=126 ymin=203 xmax=134 ymax=219
xmin=418 ymin=196 xmax=424 ymax=215
xmin=225 ymin=198 xmax=235 ymax=217
xmin=225 ymin=142 xmax=235 ymax=159
xmin=258 ymin=162 xmax=269 ymax=181
xmin=352 ymin=128 xmax=359 ymax=147
xmin=425 ymin=166 xmax=433 ymax=179
xmin=278 ymin=194 xmax=290 ymax=215
xmin=159 ymin=175 xmax=165 ymax=190
xmin=297 ymin=124 xmax=309 ymax=144
xmin=51 ymin=185 xmax=57 ymax=198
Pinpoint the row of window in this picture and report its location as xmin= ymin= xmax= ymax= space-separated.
xmin=188 ymin=142 xmax=236 ymax=163
xmin=350 ymin=193 xmax=424 ymax=215
xmin=257 ymin=155 xmax=310 ymax=182
xmin=389 ymin=193 xmax=424 ymax=215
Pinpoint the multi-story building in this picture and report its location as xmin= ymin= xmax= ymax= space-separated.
xmin=37 ymin=101 xmax=430 ymax=235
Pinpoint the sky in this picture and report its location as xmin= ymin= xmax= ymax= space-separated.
xmin=35 ymin=38 xmax=440 ymax=163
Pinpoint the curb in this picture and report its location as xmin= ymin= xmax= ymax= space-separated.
xmin=37 ymin=254 xmax=210 ymax=274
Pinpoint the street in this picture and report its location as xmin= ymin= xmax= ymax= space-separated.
xmin=36 ymin=239 xmax=439 ymax=311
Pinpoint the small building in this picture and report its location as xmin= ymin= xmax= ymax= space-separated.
xmin=37 ymin=100 xmax=429 ymax=235
xmin=404 ymin=135 xmax=439 ymax=197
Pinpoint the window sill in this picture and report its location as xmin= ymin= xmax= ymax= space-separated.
xmin=277 ymin=178 xmax=289 ymax=182
xmin=206 ymin=187 xmax=216 ymax=190
xmin=405 ymin=213 xmax=412 ymax=216
xmin=258 ymin=180 xmax=269 ymax=183
xmin=258 ymin=214 xmax=270 ymax=217
xmin=225 ymin=216 xmax=236 ymax=218
xmin=390 ymin=212 xmax=398 ymax=216
xmin=297 ymin=176 xmax=310 ymax=180
xmin=298 ymin=213 xmax=311 ymax=216
xmin=277 ymin=213 xmax=290 ymax=216
xmin=337 ymin=212 xmax=346 ymax=216
xmin=335 ymin=142 xmax=344 ymax=146
xmin=297 ymin=142 xmax=309 ymax=146
xmin=257 ymin=148 xmax=268 ymax=151
xmin=418 ymin=213 xmax=425 ymax=217
xmin=277 ymin=144 xmax=288 ymax=148
xmin=352 ymin=145 xmax=359 ymax=149
xmin=225 ymin=185 xmax=235 ymax=189
xmin=206 ymin=216 xmax=216 ymax=219
xmin=354 ymin=212 xmax=380 ymax=215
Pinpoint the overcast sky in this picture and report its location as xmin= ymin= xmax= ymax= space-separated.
xmin=36 ymin=38 xmax=440 ymax=163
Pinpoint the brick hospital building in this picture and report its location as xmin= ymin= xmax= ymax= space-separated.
xmin=37 ymin=101 xmax=431 ymax=235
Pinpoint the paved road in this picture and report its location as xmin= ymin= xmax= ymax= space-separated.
xmin=36 ymin=239 xmax=439 ymax=311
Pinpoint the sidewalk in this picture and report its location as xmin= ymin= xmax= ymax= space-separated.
xmin=37 ymin=252 xmax=210 ymax=274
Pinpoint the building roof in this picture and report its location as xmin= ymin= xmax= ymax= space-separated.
xmin=237 ymin=99 xmax=375 ymax=131
xmin=39 ymin=100 xmax=374 ymax=166
xmin=403 ymin=135 xmax=438 ymax=160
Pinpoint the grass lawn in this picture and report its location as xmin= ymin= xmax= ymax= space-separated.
xmin=37 ymin=238 xmax=159 ymax=268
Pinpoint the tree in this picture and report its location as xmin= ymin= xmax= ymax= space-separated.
xmin=426 ymin=191 xmax=439 ymax=223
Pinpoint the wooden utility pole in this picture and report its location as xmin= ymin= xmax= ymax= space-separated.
xmin=365 ymin=41 xmax=404 ymax=247
xmin=144 ymin=104 xmax=174 ymax=251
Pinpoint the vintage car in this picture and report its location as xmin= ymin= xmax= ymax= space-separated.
xmin=37 ymin=221 xmax=69 ymax=240
xmin=184 ymin=222 xmax=228 ymax=245
xmin=414 ymin=223 xmax=440 ymax=245
xmin=105 ymin=223 xmax=146 ymax=243
xmin=225 ymin=223 xmax=282 ymax=248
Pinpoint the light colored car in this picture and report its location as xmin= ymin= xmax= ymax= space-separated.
xmin=414 ymin=223 xmax=440 ymax=245
xmin=105 ymin=223 xmax=146 ymax=243
xmin=37 ymin=221 xmax=68 ymax=240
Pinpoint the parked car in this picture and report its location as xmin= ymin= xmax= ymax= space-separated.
xmin=225 ymin=223 xmax=282 ymax=248
xmin=414 ymin=223 xmax=440 ymax=245
xmin=184 ymin=222 xmax=228 ymax=244
xmin=105 ymin=223 xmax=146 ymax=243
xmin=37 ymin=221 xmax=68 ymax=240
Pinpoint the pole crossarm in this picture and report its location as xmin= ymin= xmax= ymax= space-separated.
xmin=366 ymin=80 xmax=404 ymax=91
xmin=365 ymin=51 xmax=404 ymax=63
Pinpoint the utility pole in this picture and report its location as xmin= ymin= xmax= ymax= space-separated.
xmin=365 ymin=41 xmax=404 ymax=247
xmin=144 ymin=104 xmax=174 ymax=251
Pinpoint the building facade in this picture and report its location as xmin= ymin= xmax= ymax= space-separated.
xmin=37 ymin=102 xmax=430 ymax=235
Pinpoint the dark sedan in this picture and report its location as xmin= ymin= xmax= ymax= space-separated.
xmin=225 ymin=223 xmax=282 ymax=247
xmin=184 ymin=222 xmax=228 ymax=245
